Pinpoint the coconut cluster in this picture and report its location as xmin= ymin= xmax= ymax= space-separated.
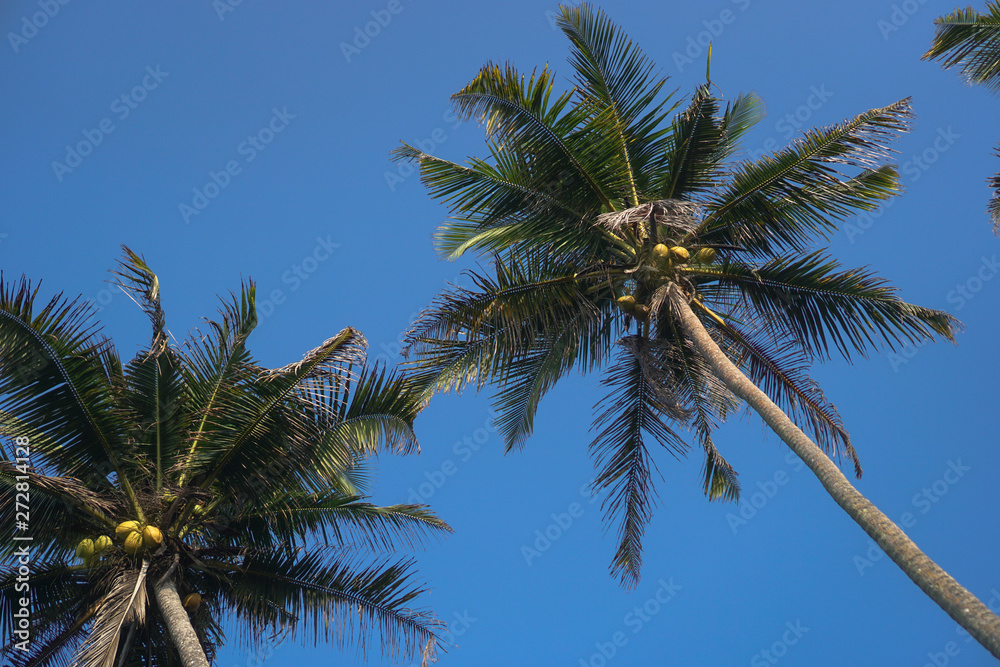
xmin=76 ymin=520 xmax=164 ymax=564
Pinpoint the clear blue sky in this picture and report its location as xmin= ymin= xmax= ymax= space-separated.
xmin=4 ymin=1 xmax=1000 ymax=665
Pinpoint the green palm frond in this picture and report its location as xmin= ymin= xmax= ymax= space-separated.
xmin=924 ymin=2 xmax=1000 ymax=93
xmin=451 ymin=61 xmax=614 ymax=212
xmin=176 ymin=280 xmax=260 ymax=486
xmin=238 ymin=490 xmax=450 ymax=554
xmin=192 ymin=328 xmax=366 ymax=491
xmin=212 ymin=549 xmax=441 ymax=661
xmin=590 ymin=338 xmax=690 ymax=588
xmin=557 ymin=3 xmax=678 ymax=204
xmin=690 ymin=252 xmax=958 ymax=360
xmin=697 ymin=100 xmax=911 ymax=256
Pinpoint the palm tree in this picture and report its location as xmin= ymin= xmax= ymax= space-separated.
xmin=0 ymin=247 xmax=449 ymax=666
xmin=924 ymin=1 xmax=1000 ymax=231
xmin=394 ymin=3 xmax=1000 ymax=658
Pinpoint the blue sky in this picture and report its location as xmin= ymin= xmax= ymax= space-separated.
xmin=3 ymin=0 xmax=1000 ymax=665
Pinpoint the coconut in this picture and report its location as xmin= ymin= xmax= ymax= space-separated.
xmin=633 ymin=304 xmax=651 ymax=321
xmin=694 ymin=247 xmax=716 ymax=264
xmin=616 ymin=295 xmax=636 ymax=312
xmin=123 ymin=531 xmax=143 ymax=556
xmin=142 ymin=525 xmax=163 ymax=549
xmin=93 ymin=535 xmax=113 ymax=554
xmin=183 ymin=593 xmax=202 ymax=613
xmin=116 ymin=520 xmax=142 ymax=542
xmin=669 ymin=246 xmax=689 ymax=262
xmin=76 ymin=538 xmax=95 ymax=561
xmin=652 ymin=243 xmax=671 ymax=262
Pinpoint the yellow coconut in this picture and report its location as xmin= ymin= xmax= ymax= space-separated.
xmin=652 ymin=243 xmax=671 ymax=262
xmin=669 ymin=246 xmax=689 ymax=262
xmin=116 ymin=520 xmax=142 ymax=542
xmin=694 ymin=247 xmax=716 ymax=264
xmin=142 ymin=525 xmax=163 ymax=549
xmin=633 ymin=304 xmax=651 ymax=321
xmin=616 ymin=295 xmax=636 ymax=312
xmin=93 ymin=535 xmax=113 ymax=554
xmin=183 ymin=593 xmax=202 ymax=613
xmin=123 ymin=531 xmax=144 ymax=557
xmin=76 ymin=538 xmax=95 ymax=560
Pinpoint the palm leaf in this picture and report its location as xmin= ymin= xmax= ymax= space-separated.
xmin=70 ymin=561 xmax=148 ymax=667
xmin=590 ymin=338 xmax=690 ymax=588
xmin=924 ymin=2 xmax=1000 ymax=94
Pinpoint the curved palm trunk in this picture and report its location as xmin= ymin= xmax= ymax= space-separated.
xmin=153 ymin=568 xmax=210 ymax=667
xmin=668 ymin=286 xmax=1000 ymax=659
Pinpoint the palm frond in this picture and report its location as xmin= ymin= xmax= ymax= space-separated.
xmin=557 ymin=2 xmax=678 ymax=204
xmin=213 ymin=549 xmax=441 ymax=662
xmin=70 ymin=561 xmax=148 ymax=667
xmin=451 ymin=62 xmax=615 ymax=211
xmin=689 ymin=252 xmax=959 ymax=360
xmin=589 ymin=338 xmax=690 ymax=588
xmin=696 ymin=100 xmax=912 ymax=256
xmin=924 ymin=2 xmax=1000 ymax=94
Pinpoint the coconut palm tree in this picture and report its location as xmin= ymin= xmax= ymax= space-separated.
xmin=0 ymin=247 xmax=449 ymax=667
xmin=924 ymin=1 xmax=1000 ymax=231
xmin=394 ymin=3 xmax=1000 ymax=658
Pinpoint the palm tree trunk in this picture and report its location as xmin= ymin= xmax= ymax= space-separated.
xmin=152 ymin=564 xmax=210 ymax=667
xmin=668 ymin=285 xmax=1000 ymax=659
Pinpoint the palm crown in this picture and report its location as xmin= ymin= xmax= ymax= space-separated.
xmin=395 ymin=4 xmax=957 ymax=587
xmin=0 ymin=248 xmax=449 ymax=666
